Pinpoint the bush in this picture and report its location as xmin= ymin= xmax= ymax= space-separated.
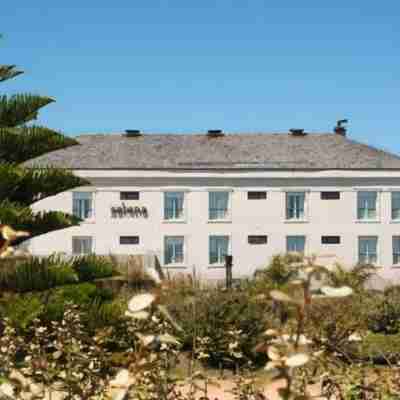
xmin=0 ymin=254 xmax=77 ymax=292
xmin=356 ymin=333 xmax=400 ymax=363
xmin=364 ymin=286 xmax=400 ymax=334
xmin=165 ymin=286 xmax=272 ymax=368
xmin=72 ymin=254 xmax=115 ymax=282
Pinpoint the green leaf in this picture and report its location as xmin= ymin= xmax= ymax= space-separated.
xmin=0 ymin=65 xmax=23 ymax=82
xmin=0 ymin=126 xmax=79 ymax=163
xmin=0 ymin=94 xmax=54 ymax=127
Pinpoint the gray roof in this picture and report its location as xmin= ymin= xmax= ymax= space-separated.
xmin=22 ymin=132 xmax=400 ymax=170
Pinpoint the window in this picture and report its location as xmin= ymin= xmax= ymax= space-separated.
xmin=393 ymin=237 xmax=400 ymax=265
xmin=209 ymin=236 xmax=229 ymax=264
xmin=286 ymin=192 xmax=305 ymax=220
xmin=164 ymin=192 xmax=184 ymax=220
xmin=164 ymin=236 xmax=184 ymax=265
xmin=72 ymin=236 xmax=93 ymax=255
xmin=321 ymin=236 xmax=341 ymax=244
xmin=358 ymin=236 xmax=378 ymax=265
xmin=72 ymin=192 xmax=93 ymax=219
xmin=120 ymin=191 xmax=139 ymax=200
xmin=357 ymin=191 xmax=377 ymax=220
xmin=321 ymin=191 xmax=340 ymax=200
xmin=120 ymin=236 xmax=139 ymax=245
xmin=248 ymin=191 xmax=267 ymax=200
xmin=248 ymin=235 xmax=268 ymax=245
xmin=286 ymin=236 xmax=306 ymax=253
xmin=209 ymin=191 xmax=230 ymax=220
xmin=392 ymin=192 xmax=400 ymax=220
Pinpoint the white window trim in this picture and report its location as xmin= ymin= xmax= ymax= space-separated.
xmin=208 ymin=191 xmax=232 ymax=223
xmin=163 ymin=235 xmax=186 ymax=268
xmin=208 ymin=234 xmax=231 ymax=268
xmin=284 ymin=191 xmax=308 ymax=223
xmin=163 ymin=191 xmax=187 ymax=223
xmin=357 ymin=236 xmax=379 ymax=266
xmin=72 ymin=191 xmax=96 ymax=223
xmin=72 ymin=235 xmax=94 ymax=256
xmin=355 ymin=190 xmax=380 ymax=223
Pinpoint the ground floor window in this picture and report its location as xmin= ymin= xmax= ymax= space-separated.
xmin=286 ymin=236 xmax=306 ymax=253
xmin=358 ymin=236 xmax=378 ymax=265
xmin=209 ymin=235 xmax=229 ymax=265
xmin=72 ymin=236 xmax=93 ymax=255
xmin=164 ymin=236 xmax=184 ymax=265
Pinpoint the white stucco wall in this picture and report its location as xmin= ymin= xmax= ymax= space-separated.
xmin=25 ymin=170 xmax=400 ymax=284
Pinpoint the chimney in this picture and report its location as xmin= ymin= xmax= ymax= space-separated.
xmin=289 ymin=128 xmax=307 ymax=137
xmin=207 ymin=129 xmax=225 ymax=138
xmin=334 ymin=119 xmax=348 ymax=136
xmin=125 ymin=129 xmax=142 ymax=137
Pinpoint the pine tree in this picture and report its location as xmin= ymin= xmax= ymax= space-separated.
xmin=0 ymin=49 xmax=89 ymax=246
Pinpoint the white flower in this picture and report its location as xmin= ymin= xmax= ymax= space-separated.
xmin=128 ymin=293 xmax=155 ymax=313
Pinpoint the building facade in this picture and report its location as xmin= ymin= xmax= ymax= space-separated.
xmin=23 ymin=129 xmax=400 ymax=284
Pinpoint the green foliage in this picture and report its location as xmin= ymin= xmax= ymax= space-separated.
xmin=84 ymin=299 xmax=126 ymax=330
xmin=326 ymin=263 xmax=377 ymax=292
xmin=357 ymin=333 xmax=400 ymax=364
xmin=72 ymin=254 xmax=115 ymax=282
xmin=0 ymin=293 xmax=43 ymax=330
xmin=0 ymin=254 xmax=78 ymax=292
xmin=0 ymin=65 xmax=23 ymax=82
xmin=0 ymin=94 xmax=54 ymax=127
xmin=165 ymin=287 xmax=270 ymax=368
xmin=364 ymin=286 xmax=400 ymax=334
xmin=0 ymin=126 xmax=78 ymax=163
xmin=254 ymin=253 xmax=303 ymax=287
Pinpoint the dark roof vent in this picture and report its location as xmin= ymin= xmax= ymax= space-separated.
xmin=125 ymin=130 xmax=142 ymax=137
xmin=207 ymin=129 xmax=225 ymax=138
xmin=289 ymin=129 xmax=306 ymax=136
xmin=334 ymin=119 xmax=348 ymax=136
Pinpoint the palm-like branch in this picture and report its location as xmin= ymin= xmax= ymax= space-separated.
xmin=0 ymin=125 xmax=79 ymax=163
xmin=0 ymin=94 xmax=55 ymax=127
xmin=0 ymin=65 xmax=23 ymax=82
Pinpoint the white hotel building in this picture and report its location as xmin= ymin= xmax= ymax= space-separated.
xmin=22 ymin=127 xmax=400 ymax=284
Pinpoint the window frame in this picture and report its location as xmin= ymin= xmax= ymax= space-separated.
xmin=72 ymin=236 xmax=93 ymax=255
xmin=247 ymin=191 xmax=267 ymax=200
xmin=72 ymin=191 xmax=94 ymax=221
xmin=208 ymin=191 xmax=231 ymax=222
xmin=119 ymin=236 xmax=140 ymax=245
xmin=164 ymin=236 xmax=185 ymax=266
xmin=209 ymin=235 xmax=230 ymax=266
xmin=120 ymin=191 xmax=140 ymax=200
xmin=391 ymin=192 xmax=400 ymax=221
xmin=286 ymin=235 xmax=306 ymax=254
xmin=248 ymin=235 xmax=268 ymax=245
xmin=163 ymin=191 xmax=186 ymax=222
xmin=393 ymin=236 xmax=400 ymax=266
xmin=285 ymin=191 xmax=307 ymax=222
xmin=356 ymin=191 xmax=379 ymax=222
xmin=358 ymin=236 xmax=378 ymax=265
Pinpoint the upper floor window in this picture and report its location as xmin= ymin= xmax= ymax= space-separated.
xmin=393 ymin=236 xmax=400 ymax=265
xmin=358 ymin=236 xmax=378 ymax=265
xmin=72 ymin=192 xmax=93 ymax=219
xmin=392 ymin=192 xmax=400 ymax=220
xmin=209 ymin=235 xmax=229 ymax=265
xmin=357 ymin=191 xmax=377 ymax=220
xmin=72 ymin=236 xmax=93 ymax=255
xmin=164 ymin=192 xmax=184 ymax=220
xmin=286 ymin=192 xmax=305 ymax=220
xmin=248 ymin=191 xmax=267 ymax=200
xmin=164 ymin=236 xmax=184 ymax=265
xmin=209 ymin=191 xmax=230 ymax=221
xmin=120 ymin=191 xmax=139 ymax=200
xmin=286 ymin=236 xmax=306 ymax=253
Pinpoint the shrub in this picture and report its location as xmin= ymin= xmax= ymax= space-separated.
xmin=0 ymin=254 xmax=77 ymax=292
xmin=356 ymin=333 xmax=400 ymax=364
xmin=72 ymin=254 xmax=115 ymax=282
xmin=165 ymin=287 xmax=271 ymax=368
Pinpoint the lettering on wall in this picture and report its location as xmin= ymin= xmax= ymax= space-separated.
xmin=111 ymin=203 xmax=148 ymax=218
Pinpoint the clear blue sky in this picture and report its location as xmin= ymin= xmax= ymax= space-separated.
xmin=1 ymin=1 xmax=399 ymax=153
